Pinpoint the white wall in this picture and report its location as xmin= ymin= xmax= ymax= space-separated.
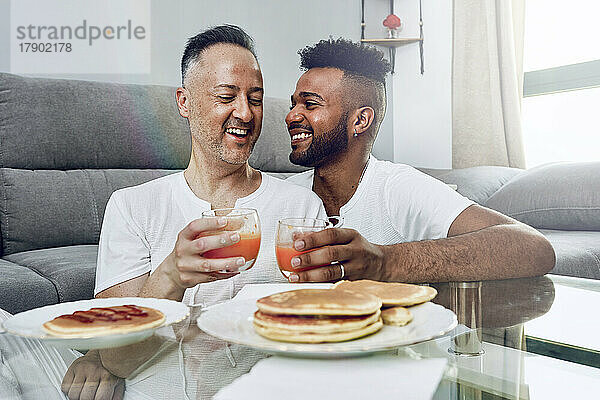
xmin=352 ymin=0 xmax=453 ymax=168
xmin=390 ymin=0 xmax=453 ymax=169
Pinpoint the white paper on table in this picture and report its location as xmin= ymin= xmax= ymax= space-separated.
xmin=214 ymin=354 xmax=447 ymax=400
xmin=233 ymin=283 xmax=333 ymax=301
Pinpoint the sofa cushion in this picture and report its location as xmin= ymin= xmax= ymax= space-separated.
xmin=540 ymin=229 xmax=600 ymax=280
xmin=0 ymin=73 xmax=190 ymax=170
xmin=420 ymin=166 xmax=523 ymax=204
xmin=0 ymin=168 xmax=177 ymax=255
xmin=0 ymin=258 xmax=58 ymax=314
xmin=4 ymin=245 xmax=97 ymax=303
xmin=485 ymin=162 xmax=600 ymax=230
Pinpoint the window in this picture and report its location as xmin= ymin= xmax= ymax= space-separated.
xmin=522 ymin=0 xmax=600 ymax=167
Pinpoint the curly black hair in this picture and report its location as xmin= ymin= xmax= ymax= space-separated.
xmin=298 ymin=38 xmax=391 ymax=83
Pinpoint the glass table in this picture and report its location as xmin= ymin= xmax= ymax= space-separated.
xmin=1 ymin=274 xmax=598 ymax=399
xmin=424 ymin=275 xmax=600 ymax=399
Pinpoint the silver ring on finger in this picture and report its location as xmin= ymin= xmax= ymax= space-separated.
xmin=339 ymin=262 xmax=345 ymax=280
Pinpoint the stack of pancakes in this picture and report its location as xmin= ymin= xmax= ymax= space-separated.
xmin=253 ymin=289 xmax=383 ymax=343
xmin=334 ymin=280 xmax=438 ymax=326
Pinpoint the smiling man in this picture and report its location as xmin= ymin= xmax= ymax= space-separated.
xmin=92 ymin=24 xmax=324 ymax=321
xmin=286 ymin=38 xmax=555 ymax=284
xmin=57 ymin=25 xmax=325 ymax=399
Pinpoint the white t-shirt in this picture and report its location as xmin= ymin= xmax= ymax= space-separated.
xmin=287 ymin=155 xmax=474 ymax=245
xmin=95 ymin=171 xmax=326 ymax=305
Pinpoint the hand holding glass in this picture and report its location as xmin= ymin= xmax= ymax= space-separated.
xmin=275 ymin=218 xmax=333 ymax=278
xmin=201 ymin=208 xmax=261 ymax=272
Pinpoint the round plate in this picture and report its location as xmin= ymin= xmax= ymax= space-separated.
xmin=2 ymin=297 xmax=190 ymax=350
xmin=197 ymin=298 xmax=457 ymax=358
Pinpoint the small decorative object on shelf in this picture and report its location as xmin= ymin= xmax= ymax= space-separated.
xmin=360 ymin=0 xmax=424 ymax=75
xmin=383 ymin=14 xmax=402 ymax=39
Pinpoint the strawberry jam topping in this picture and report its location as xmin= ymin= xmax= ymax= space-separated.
xmin=56 ymin=305 xmax=149 ymax=324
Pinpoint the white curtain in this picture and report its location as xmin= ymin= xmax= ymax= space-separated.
xmin=452 ymin=0 xmax=526 ymax=168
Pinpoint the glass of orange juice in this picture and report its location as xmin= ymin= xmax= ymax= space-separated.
xmin=201 ymin=208 xmax=261 ymax=272
xmin=275 ymin=218 xmax=333 ymax=278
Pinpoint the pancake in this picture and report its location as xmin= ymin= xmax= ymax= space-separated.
xmin=333 ymin=280 xmax=437 ymax=306
xmin=253 ymin=309 xmax=381 ymax=334
xmin=254 ymin=318 xmax=383 ymax=343
xmin=43 ymin=305 xmax=166 ymax=337
xmin=381 ymin=306 xmax=413 ymax=326
xmin=256 ymin=289 xmax=382 ymax=316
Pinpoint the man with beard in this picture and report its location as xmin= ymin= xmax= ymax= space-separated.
xmin=285 ymin=38 xmax=555 ymax=284
xmin=92 ymin=26 xmax=325 ymax=306
xmin=0 ymin=25 xmax=325 ymax=400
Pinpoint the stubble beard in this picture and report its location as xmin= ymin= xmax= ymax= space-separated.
xmin=190 ymin=120 xmax=258 ymax=166
xmin=216 ymin=138 xmax=257 ymax=165
xmin=289 ymin=113 xmax=349 ymax=168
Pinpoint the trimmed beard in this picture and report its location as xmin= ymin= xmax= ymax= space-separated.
xmin=289 ymin=113 xmax=349 ymax=167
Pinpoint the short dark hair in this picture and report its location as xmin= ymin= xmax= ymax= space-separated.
xmin=298 ymin=38 xmax=391 ymax=138
xmin=181 ymin=25 xmax=256 ymax=85
xmin=298 ymin=38 xmax=391 ymax=84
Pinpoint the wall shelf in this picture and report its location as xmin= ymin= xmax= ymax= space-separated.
xmin=361 ymin=0 xmax=424 ymax=74
xmin=360 ymin=38 xmax=422 ymax=47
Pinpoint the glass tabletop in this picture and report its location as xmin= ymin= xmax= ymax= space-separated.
xmin=425 ymin=275 xmax=600 ymax=399
xmin=1 ymin=274 xmax=599 ymax=399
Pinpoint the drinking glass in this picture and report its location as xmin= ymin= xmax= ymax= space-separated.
xmin=275 ymin=218 xmax=333 ymax=278
xmin=201 ymin=208 xmax=261 ymax=272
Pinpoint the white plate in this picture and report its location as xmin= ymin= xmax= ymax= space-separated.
xmin=197 ymin=298 xmax=457 ymax=358
xmin=2 ymin=297 xmax=190 ymax=350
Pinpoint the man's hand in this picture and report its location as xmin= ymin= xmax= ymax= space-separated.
xmin=288 ymin=228 xmax=386 ymax=282
xmin=61 ymin=350 xmax=125 ymax=400
xmin=160 ymin=217 xmax=246 ymax=289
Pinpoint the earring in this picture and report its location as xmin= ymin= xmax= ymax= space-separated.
xmin=353 ymin=128 xmax=358 ymax=137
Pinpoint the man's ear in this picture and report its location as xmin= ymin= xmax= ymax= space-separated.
xmin=176 ymin=87 xmax=190 ymax=118
xmin=351 ymin=106 xmax=375 ymax=136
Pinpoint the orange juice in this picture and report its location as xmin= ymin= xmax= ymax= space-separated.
xmin=275 ymin=245 xmax=326 ymax=274
xmin=203 ymin=234 xmax=261 ymax=270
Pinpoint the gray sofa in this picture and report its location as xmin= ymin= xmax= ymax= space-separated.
xmin=0 ymin=72 xmax=598 ymax=314
xmin=423 ymin=164 xmax=600 ymax=281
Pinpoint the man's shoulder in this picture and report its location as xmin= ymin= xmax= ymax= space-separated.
xmin=371 ymin=158 xmax=418 ymax=176
xmin=368 ymin=158 xmax=453 ymax=201
xmin=369 ymin=158 xmax=429 ymax=187
xmin=111 ymin=171 xmax=182 ymax=203
xmin=284 ymin=169 xmax=314 ymax=188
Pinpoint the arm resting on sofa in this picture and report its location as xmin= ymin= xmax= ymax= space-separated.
xmin=379 ymin=204 xmax=556 ymax=282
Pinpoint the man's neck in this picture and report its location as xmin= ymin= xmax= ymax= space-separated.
xmin=184 ymin=148 xmax=261 ymax=209
xmin=312 ymin=152 xmax=370 ymax=216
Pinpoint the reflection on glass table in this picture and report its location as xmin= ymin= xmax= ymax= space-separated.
xmin=418 ymin=275 xmax=600 ymax=399
xmin=1 ymin=274 xmax=599 ymax=399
